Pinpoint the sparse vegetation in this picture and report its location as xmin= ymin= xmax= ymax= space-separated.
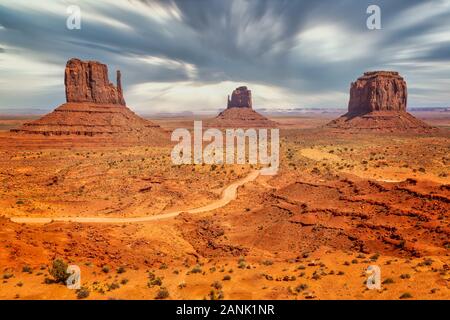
xmin=76 ymin=287 xmax=90 ymax=299
xmin=399 ymin=292 xmax=413 ymax=299
xmin=49 ymin=259 xmax=69 ymax=284
xmin=155 ymin=288 xmax=170 ymax=299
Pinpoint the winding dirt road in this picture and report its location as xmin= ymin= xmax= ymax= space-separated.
xmin=9 ymin=170 xmax=261 ymax=224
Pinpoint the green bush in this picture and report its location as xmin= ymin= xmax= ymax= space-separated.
xmin=155 ymin=288 xmax=169 ymax=299
xmin=76 ymin=287 xmax=90 ymax=299
xmin=102 ymin=265 xmax=110 ymax=273
xmin=22 ymin=265 xmax=33 ymax=274
xmin=399 ymin=292 xmax=412 ymax=299
xmin=49 ymin=259 xmax=69 ymax=284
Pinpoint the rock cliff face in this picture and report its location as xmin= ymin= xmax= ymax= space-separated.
xmin=348 ymin=71 xmax=407 ymax=114
xmin=12 ymin=58 xmax=166 ymax=140
xmin=327 ymin=71 xmax=434 ymax=133
xmin=65 ymin=58 xmax=125 ymax=105
xmin=227 ymin=86 xmax=252 ymax=109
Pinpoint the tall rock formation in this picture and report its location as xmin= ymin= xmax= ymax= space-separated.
xmin=348 ymin=71 xmax=407 ymax=114
xmin=207 ymin=86 xmax=277 ymax=128
xmin=227 ymin=86 xmax=252 ymax=109
xmin=327 ymin=71 xmax=434 ymax=132
xmin=64 ymin=58 xmax=125 ymax=105
xmin=12 ymin=58 xmax=167 ymax=142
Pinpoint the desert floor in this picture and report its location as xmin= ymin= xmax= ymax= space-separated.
xmin=0 ymin=112 xmax=448 ymax=300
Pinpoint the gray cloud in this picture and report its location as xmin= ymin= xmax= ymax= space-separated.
xmin=0 ymin=0 xmax=449 ymax=112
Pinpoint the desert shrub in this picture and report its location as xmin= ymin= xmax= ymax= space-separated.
xmin=22 ymin=265 xmax=33 ymax=274
xmin=159 ymin=263 xmax=168 ymax=270
xmin=190 ymin=265 xmax=202 ymax=274
xmin=76 ymin=287 xmax=90 ymax=299
xmin=382 ymin=278 xmax=395 ymax=284
xmin=423 ymin=258 xmax=433 ymax=266
xmin=295 ymin=284 xmax=308 ymax=293
xmin=222 ymin=275 xmax=231 ymax=281
xmin=155 ymin=288 xmax=169 ymax=300
xmin=399 ymin=292 xmax=412 ymax=299
xmin=211 ymin=281 xmax=222 ymax=290
xmin=101 ymin=265 xmax=110 ymax=273
xmin=400 ymin=274 xmax=411 ymax=279
xmin=261 ymin=260 xmax=273 ymax=266
xmin=117 ymin=266 xmax=126 ymax=274
xmin=370 ymin=253 xmax=380 ymax=261
xmin=148 ymin=277 xmax=162 ymax=287
xmin=3 ymin=272 xmax=14 ymax=280
xmin=49 ymin=259 xmax=69 ymax=284
xmin=107 ymin=282 xmax=120 ymax=291
xmin=120 ymin=278 xmax=129 ymax=285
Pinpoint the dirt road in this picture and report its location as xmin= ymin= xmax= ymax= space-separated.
xmin=9 ymin=170 xmax=261 ymax=224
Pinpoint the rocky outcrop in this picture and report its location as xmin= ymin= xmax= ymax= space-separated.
xmin=65 ymin=58 xmax=125 ymax=105
xmin=348 ymin=71 xmax=407 ymax=115
xmin=227 ymin=86 xmax=252 ymax=109
xmin=207 ymin=86 xmax=277 ymax=128
xmin=327 ymin=71 xmax=434 ymax=133
xmin=12 ymin=58 xmax=167 ymax=141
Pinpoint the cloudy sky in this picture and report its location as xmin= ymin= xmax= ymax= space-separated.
xmin=0 ymin=0 xmax=449 ymax=114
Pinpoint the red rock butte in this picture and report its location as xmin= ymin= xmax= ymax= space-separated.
xmin=227 ymin=86 xmax=252 ymax=109
xmin=207 ymin=86 xmax=277 ymax=128
xmin=12 ymin=58 xmax=167 ymax=140
xmin=327 ymin=71 xmax=434 ymax=132
xmin=65 ymin=59 xmax=126 ymax=105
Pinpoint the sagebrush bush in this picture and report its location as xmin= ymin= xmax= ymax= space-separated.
xmin=49 ymin=259 xmax=69 ymax=284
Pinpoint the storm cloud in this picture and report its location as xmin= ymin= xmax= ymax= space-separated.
xmin=0 ymin=0 xmax=449 ymax=113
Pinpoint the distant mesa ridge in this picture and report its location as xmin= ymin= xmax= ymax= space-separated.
xmin=12 ymin=58 xmax=165 ymax=138
xmin=327 ymin=71 xmax=435 ymax=132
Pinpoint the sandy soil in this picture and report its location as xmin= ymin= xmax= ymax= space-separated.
xmin=0 ymin=114 xmax=448 ymax=300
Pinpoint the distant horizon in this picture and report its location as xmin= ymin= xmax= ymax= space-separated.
xmin=1 ymin=105 xmax=448 ymax=118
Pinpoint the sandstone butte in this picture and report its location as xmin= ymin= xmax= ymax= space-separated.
xmin=327 ymin=71 xmax=434 ymax=132
xmin=207 ymin=86 xmax=278 ymax=128
xmin=12 ymin=58 xmax=166 ymax=139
